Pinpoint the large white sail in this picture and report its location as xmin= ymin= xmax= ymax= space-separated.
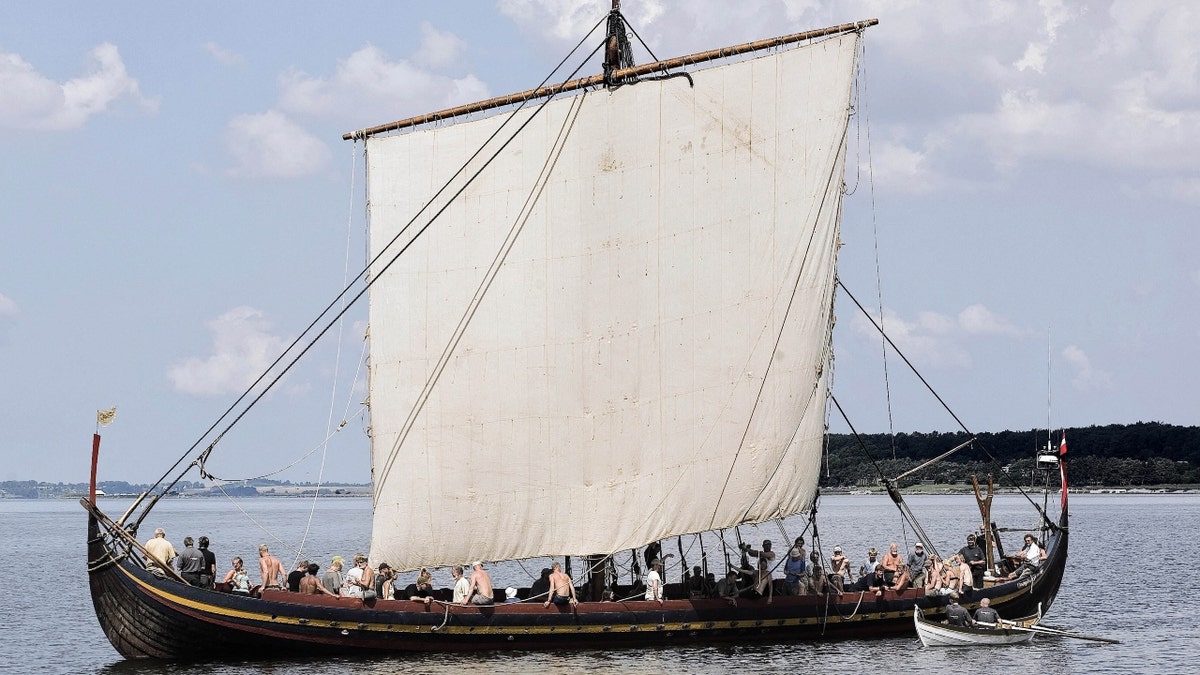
xmin=364 ymin=32 xmax=859 ymax=570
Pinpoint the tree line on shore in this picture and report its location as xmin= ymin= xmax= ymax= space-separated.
xmin=822 ymin=421 xmax=1200 ymax=488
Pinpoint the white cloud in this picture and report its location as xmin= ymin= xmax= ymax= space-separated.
xmin=222 ymin=110 xmax=330 ymax=178
xmin=0 ymin=43 xmax=158 ymax=131
xmin=957 ymin=304 xmax=1023 ymax=336
xmin=168 ymin=306 xmax=288 ymax=396
xmin=0 ymin=292 xmax=17 ymax=317
xmin=277 ymin=43 xmax=488 ymax=129
xmin=412 ymin=22 xmax=469 ymax=71
xmin=1061 ymin=344 xmax=1113 ymax=392
xmin=204 ymin=42 xmax=244 ymax=66
xmin=864 ymin=138 xmax=939 ymax=194
xmin=498 ymin=0 xmax=620 ymax=42
xmin=853 ymin=309 xmax=970 ymax=369
xmin=853 ymin=303 xmax=1024 ymax=369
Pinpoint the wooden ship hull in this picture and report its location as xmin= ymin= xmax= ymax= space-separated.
xmin=84 ymin=487 xmax=1067 ymax=659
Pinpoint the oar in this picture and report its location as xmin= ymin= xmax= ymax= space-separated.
xmin=993 ymin=620 xmax=1120 ymax=644
xmin=975 ymin=620 xmax=1033 ymax=632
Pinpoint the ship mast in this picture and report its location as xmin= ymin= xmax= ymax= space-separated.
xmin=603 ymin=0 xmax=634 ymax=85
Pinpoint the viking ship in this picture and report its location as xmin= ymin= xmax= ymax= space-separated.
xmin=85 ymin=2 xmax=1070 ymax=659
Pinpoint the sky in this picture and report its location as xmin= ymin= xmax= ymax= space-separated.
xmin=1 ymin=1 xmax=1196 ymax=485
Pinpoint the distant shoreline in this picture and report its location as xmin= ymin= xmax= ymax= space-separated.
xmin=7 ymin=484 xmax=1198 ymax=500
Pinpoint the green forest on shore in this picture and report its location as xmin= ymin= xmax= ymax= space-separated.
xmin=823 ymin=421 xmax=1199 ymax=489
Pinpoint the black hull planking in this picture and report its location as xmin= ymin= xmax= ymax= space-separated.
xmin=86 ymin=499 xmax=1068 ymax=659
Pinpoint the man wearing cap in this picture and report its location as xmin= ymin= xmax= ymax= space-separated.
xmin=143 ymin=527 xmax=177 ymax=574
xmin=465 ymin=561 xmax=494 ymax=605
xmin=958 ymin=534 xmax=986 ymax=590
xmin=907 ymin=542 xmax=928 ymax=589
xmin=783 ymin=538 xmax=807 ymax=595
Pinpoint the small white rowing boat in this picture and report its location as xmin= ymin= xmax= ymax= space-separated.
xmin=914 ymin=606 xmax=1038 ymax=647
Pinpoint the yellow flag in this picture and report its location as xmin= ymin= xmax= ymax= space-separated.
xmin=97 ymin=407 xmax=117 ymax=427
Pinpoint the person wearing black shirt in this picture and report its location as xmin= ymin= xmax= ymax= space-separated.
xmin=287 ymin=561 xmax=309 ymax=592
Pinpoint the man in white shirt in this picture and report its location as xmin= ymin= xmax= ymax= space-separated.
xmin=1006 ymin=534 xmax=1043 ymax=579
xmin=452 ymin=565 xmax=470 ymax=603
xmin=644 ymin=559 xmax=664 ymax=602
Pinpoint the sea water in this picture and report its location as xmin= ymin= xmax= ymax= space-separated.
xmin=2 ymin=493 xmax=1192 ymax=674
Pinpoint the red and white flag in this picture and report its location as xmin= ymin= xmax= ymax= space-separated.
xmin=1059 ymin=431 xmax=1068 ymax=456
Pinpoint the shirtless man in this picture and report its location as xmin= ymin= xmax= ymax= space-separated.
xmin=465 ymin=561 xmax=494 ymax=605
xmin=258 ymin=544 xmax=284 ymax=590
xmin=829 ymin=546 xmax=850 ymax=592
xmin=881 ymin=542 xmax=902 ymax=585
xmin=299 ymin=563 xmax=336 ymax=596
xmin=543 ymin=561 xmax=578 ymax=607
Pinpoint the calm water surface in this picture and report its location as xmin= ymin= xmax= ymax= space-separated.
xmin=2 ymin=493 xmax=1192 ymax=674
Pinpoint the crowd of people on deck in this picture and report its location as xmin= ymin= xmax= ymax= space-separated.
xmin=139 ymin=523 xmax=1047 ymax=620
xmin=643 ymin=526 xmax=1048 ymax=611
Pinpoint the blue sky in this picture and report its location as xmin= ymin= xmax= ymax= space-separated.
xmin=2 ymin=1 xmax=1196 ymax=485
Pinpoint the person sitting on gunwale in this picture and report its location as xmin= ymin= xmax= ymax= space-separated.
xmin=544 ymin=561 xmax=578 ymax=607
xmin=287 ymin=560 xmax=309 ymax=592
xmin=866 ymin=564 xmax=888 ymax=596
xmin=906 ymin=542 xmax=927 ymax=589
xmin=881 ymin=543 xmax=902 ymax=585
xmin=716 ymin=570 xmax=739 ymax=606
xmin=223 ymin=557 xmax=251 ymax=594
xmin=300 ymin=563 xmax=336 ymax=596
xmin=1004 ymin=534 xmax=1043 ymax=580
xmin=888 ymin=563 xmax=911 ymax=593
xmin=406 ymin=567 xmax=434 ymax=605
xmin=828 ymin=546 xmax=849 ymax=592
xmin=374 ymin=562 xmax=396 ymax=599
xmin=858 ymin=547 xmax=880 ymax=580
xmin=783 ymin=538 xmax=807 ymax=595
xmin=322 ymin=556 xmax=344 ymax=595
xmin=465 ymin=561 xmax=495 ymax=605
xmin=341 ymin=553 xmax=372 ymax=599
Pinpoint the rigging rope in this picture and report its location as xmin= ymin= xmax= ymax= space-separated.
xmin=836 ymin=279 xmax=1056 ymax=528
xmin=294 ymin=139 xmax=363 ymax=564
